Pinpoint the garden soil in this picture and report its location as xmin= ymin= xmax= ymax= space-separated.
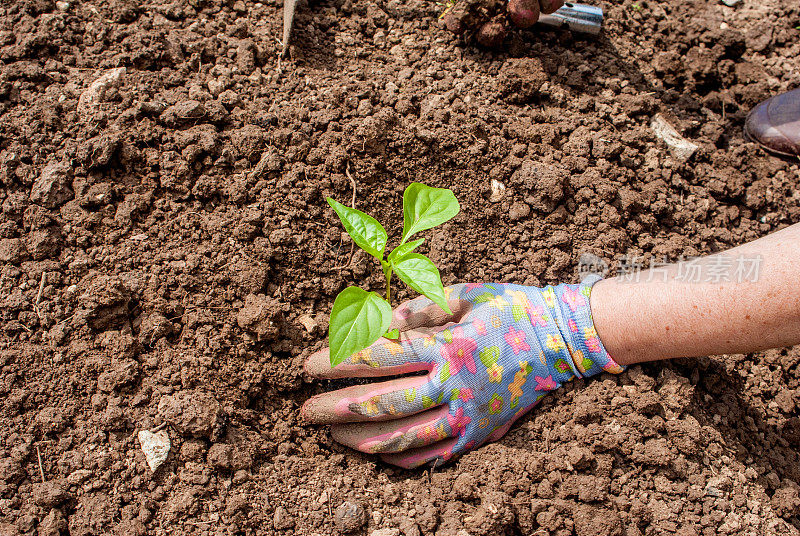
xmin=1 ymin=0 xmax=800 ymax=534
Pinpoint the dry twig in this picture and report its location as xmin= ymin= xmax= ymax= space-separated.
xmin=36 ymin=445 xmax=46 ymax=483
xmin=331 ymin=162 xmax=358 ymax=271
xmin=34 ymin=271 xmax=46 ymax=320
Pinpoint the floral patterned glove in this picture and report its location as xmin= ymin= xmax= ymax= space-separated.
xmin=301 ymin=277 xmax=625 ymax=469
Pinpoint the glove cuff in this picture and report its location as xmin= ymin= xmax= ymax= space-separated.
xmin=550 ymin=276 xmax=625 ymax=379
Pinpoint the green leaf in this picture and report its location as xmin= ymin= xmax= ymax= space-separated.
xmin=392 ymin=253 xmax=452 ymax=314
xmin=384 ymin=328 xmax=399 ymax=340
xmin=401 ymin=183 xmax=460 ymax=243
xmin=479 ymin=346 xmax=499 ymax=367
xmin=329 ymin=287 xmax=392 ymax=367
xmin=439 ymin=361 xmax=451 ymax=383
xmin=388 ymin=238 xmax=425 ymax=262
xmin=442 ymin=329 xmax=453 ymax=344
xmin=472 ymin=293 xmax=494 ymax=304
xmin=327 ymin=197 xmax=388 ymax=260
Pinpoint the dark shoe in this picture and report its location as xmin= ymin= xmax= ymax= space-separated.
xmin=744 ymin=87 xmax=800 ymax=157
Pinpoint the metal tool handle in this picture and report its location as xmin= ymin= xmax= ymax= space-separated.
xmin=537 ymin=3 xmax=604 ymax=36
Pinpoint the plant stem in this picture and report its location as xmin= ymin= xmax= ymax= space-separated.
xmin=385 ymin=269 xmax=392 ymax=303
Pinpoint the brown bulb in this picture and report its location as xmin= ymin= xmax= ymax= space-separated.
xmin=442 ymin=12 xmax=466 ymax=34
xmin=476 ymin=20 xmax=507 ymax=48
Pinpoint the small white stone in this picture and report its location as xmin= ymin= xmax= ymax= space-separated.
xmin=138 ymin=429 xmax=170 ymax=472
xmin=55 ymin=1 xmax=69 ymax=11
xmin=650 ymin=114 xmax=698 ymax=163
xmin=77 ymin=67 xmax=126 ymax=117
xmin=489 ymin=179 xmax=506 ymax=203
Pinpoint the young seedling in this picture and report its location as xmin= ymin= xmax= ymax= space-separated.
xmin=326 ymin=183 xmax=460 ymax=366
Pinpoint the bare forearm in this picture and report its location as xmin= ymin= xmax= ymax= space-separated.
xmin=591 ymin=222 xmax=800 ymax=365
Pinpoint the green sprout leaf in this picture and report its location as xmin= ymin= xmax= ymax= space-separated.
xmin=401 ymin=183 xmax=460 ymax=244
xmin=327 ymin=197 xmax=388 ymax=260
xmin=325 ymin=183 xmax=461 ymax=368
xmin=329 ymin=286 xmax=392 ymax=367
xmin=388 ymin=238 xmax=425 ymax=262
xmin=392 ymin=253 xmax=452 ymax=314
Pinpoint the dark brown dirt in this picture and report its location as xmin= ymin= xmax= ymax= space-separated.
xmin=1 ymin=0 xmax=800 ymax=534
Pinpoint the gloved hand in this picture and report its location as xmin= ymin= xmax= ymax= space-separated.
xmin=301 ymin=277 xmax=624 ymax=468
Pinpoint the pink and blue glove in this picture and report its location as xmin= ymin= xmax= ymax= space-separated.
xmin=301 ymin=277 xmax=625 ymax=468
